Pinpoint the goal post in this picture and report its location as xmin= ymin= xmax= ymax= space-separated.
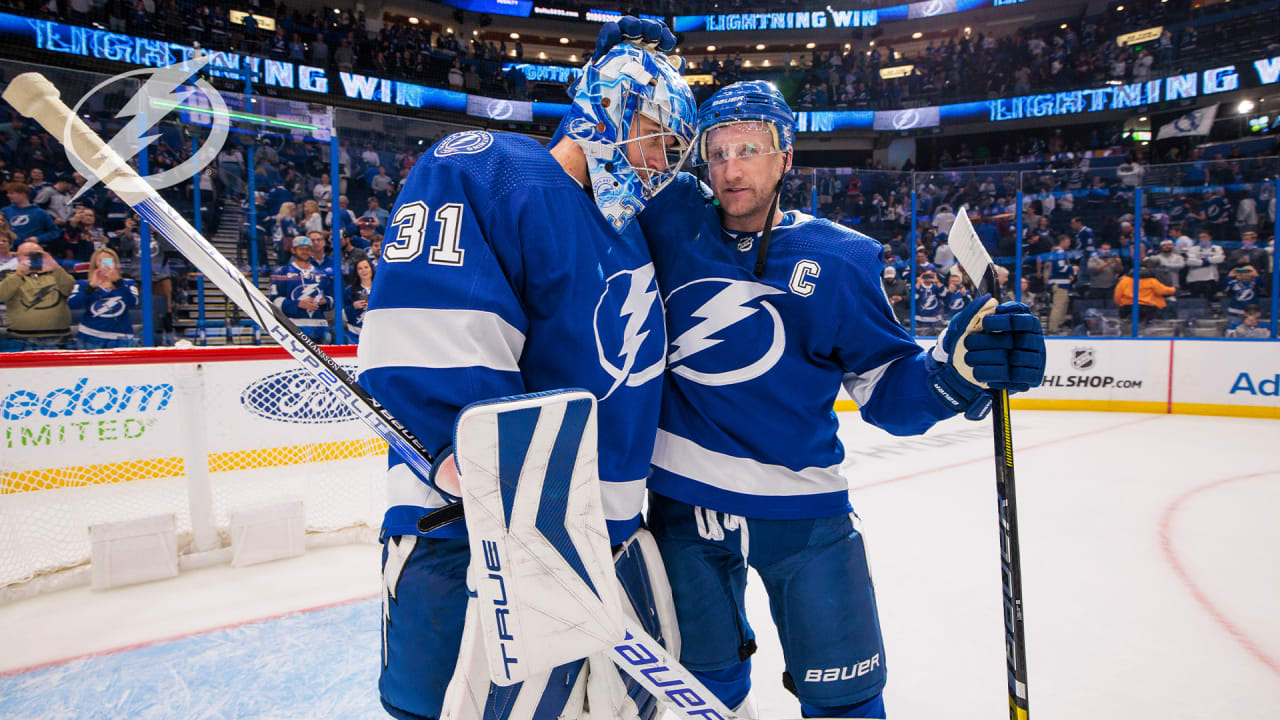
xmin=0 ymin=345 xmax=388 ymax=601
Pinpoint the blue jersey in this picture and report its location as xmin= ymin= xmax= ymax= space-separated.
xmin=1074 ymin=225 xmax=1096 ymax=252
xmin=67 ymin=279 xmax=139 ymax=340
xmin=1222 ymin=277 xmax=1257 ymax=315
xmin=638 ymin=173 xmax=953 ymax=520
xmin=913 ymin=283 xmax=945 ymax=324
xmin=1045 ymin=251 xmax=1076 ymax=287
xmin=357 ymin=131 xmax=665 ymax=544
xmin=343 ymin=282 xmax=370 ymax=337
xmin=943 ymin=288 xmax=972 ymax=316
xmin=1205 ymin=196 xmax=1231 ymax=224
xmin=269 ymin=260 xmax=332 ymax=334
xmin=3 ymin=204 xmax=60 ymax=246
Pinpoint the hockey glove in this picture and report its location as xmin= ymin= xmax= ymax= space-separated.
xmin=592 ymin=16 xmax=677 ymax=62
xmin=927 ymin=295 xmax=1046 ymax=421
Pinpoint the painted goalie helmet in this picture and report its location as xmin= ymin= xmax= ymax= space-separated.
xmin=693 ymin=80 xmax=795 ymax=168
xmin=560 ymin=43 xmax=697 ymax=231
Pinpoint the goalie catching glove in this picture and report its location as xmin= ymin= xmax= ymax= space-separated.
xmin=927 ymin=295 xmax=1046 ymax=420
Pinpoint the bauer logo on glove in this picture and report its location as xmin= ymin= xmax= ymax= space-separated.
xmin=926 ymin=294 xmax=1047 ymax=420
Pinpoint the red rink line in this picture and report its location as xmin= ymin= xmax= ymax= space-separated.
xmin=1158 ymin=471 xmax=1280 ymax=679
xmin=0 ymin=591 xmax=379 ymax=678
xmin=850 ymin=413 xmax=1162 ymax=492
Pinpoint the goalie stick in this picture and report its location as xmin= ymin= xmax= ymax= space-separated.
xmin=2 ymin=72 xmax=742 ymax=720
xmin=0 ymin=72 xmax=438 ymax=483
xmin=947 ymin=207 xmax=1031 ymax=720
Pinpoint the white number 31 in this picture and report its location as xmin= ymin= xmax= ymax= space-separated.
xmin=384 ymin=202 xmax=466 ymax=266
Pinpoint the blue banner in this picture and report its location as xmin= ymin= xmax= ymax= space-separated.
xmin=440 ymin=0 xmax=534 ymax=18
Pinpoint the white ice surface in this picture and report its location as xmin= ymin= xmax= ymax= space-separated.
xmin=1 ymin=411 xmax=1277 ymax=719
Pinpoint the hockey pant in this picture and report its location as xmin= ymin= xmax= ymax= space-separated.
xmin=648 ymin=493 xmax=887 ymax=718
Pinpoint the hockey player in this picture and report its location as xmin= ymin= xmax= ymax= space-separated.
xmin=635 ymin=81 xmax=1046 ymax=719
xmin=269 ymin=235 xmax=332 ymax=342
xmin=357 ymin=37 xmax=696 ymax=720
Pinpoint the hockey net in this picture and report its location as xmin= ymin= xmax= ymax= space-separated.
xmin=0 ymin=346 xmax=388 ymax=601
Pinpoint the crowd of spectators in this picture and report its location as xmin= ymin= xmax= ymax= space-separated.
xmin=12 ymin=0 xmax=1280 ymax=114
xmin=783 ymin=150 xmax=1277 ymax=337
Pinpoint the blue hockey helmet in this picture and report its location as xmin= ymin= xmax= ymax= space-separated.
xmin=693 ymin=81 xmax=795 ymax=167
xmin=558 ymin=43 xmax=697 ymax=231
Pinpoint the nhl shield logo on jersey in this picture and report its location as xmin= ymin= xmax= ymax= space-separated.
xmin=593 ymin=264 xmax=666 ymax=399
xmin=1071 ymin=347 xmax=1096 ymax=370
xmin=665 ymin=277 xmax=786 ymax=387
xmin=433 ymin=131 xmax=494 ymax=158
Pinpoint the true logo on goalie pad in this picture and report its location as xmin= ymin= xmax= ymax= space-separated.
xmin=457 ymin=390 xmax=625 ymax=686
xmin=481 ymin=539 xmax=519 ymax=680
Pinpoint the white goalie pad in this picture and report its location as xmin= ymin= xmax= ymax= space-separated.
xmin=454 ymin=390 xmax=626 ymax=687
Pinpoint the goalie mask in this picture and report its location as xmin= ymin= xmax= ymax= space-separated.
xmin=560 ymin=43 xmax=697 ymax=231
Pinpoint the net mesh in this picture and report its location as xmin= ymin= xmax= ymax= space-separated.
xmin=0 ymin=351 xmax=388 ymax=599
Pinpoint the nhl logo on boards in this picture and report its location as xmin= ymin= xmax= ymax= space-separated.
xmin=1071 ymin=347 xmax=1096 ymax=370
xmin=434 ymin=130 xmax=494 ymax=158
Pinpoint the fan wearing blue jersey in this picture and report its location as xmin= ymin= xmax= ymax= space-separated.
xmin=635 ymin=81 xmax=1046 ymax=719
xmin=67 ymin=248 xmax=139 ymax=348
xmin=357 ymin=32 xmax=697 ymax=720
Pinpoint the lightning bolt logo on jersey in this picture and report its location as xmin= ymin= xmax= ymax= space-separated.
xmin=638 ymin=173 xmax=954 ymax=520
xmin=666 ymin=277 xmax=786 ymax=387
xmin=595 ymin=265 xmax=665 ymax=399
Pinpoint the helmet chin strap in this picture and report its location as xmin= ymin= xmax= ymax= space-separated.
xmin=753 ymin=176 xmax=784 ymax=278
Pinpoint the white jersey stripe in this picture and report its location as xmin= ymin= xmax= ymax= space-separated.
xmin=651 ymin=430 xmax=846 ymax=497
xmin=842 ymin=357 xmax=898 ymax=406
xmin=358 ymin=307 xmax=525 ymax=372
xmin=601 ymin=477 xmax=646 ymax=522
xmin=386 ymin=462 xmax=449 ymax=509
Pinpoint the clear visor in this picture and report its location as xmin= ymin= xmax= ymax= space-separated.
xmin=693 ymin=120 xmax=786 ymax=168
xmin=619 ymin=91 xmax=696 ymax=199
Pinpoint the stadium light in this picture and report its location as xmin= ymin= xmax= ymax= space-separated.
xmin=806 ymin=42 xmax=816 ymax=48
xmin=1060 ymin=23 xmax=1067 ymax=29
xmin=560 ymin=37 xmax=569 ymax=44
xmin=1238 ymin=100 xmax=1256 ymax=114
xmin=1139 ymin=116 xmax=1148 ymax=121
xmin=756 ymin=43 xmax=766 ymax=50
xmin=963 ymin=27 xmax=971 ymax=34
xmin=538 ymin=51 xmax=546 ymax=59
xmin=510 ymin=33 xmax=519 ymax=39
xmin=446 ymin=27 xmax=454 ymax=34
xmin=763 ymin=59 xmax=771 ymax=66
xmin=409 ymin=17 xmax=419 ymax=25
xmin=870 ymin=40 xmax=875 ymax=46
xmin=912 ymin=32 xmax=923 ymax=39
xmin=707 ymin=45 xmax=717 ymax=51
xmin=1116 ymin=5 xmax=1124 ymax=10
xmin=570 ymin=54 xmax=578 ymax=62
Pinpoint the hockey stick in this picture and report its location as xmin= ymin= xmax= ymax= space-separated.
xmin=5 ymin=72 xmax=739 ymax=720
xmin=947 ymin=208 xmax=1030 ymax=720
xmin=1 ymin=73 xmax=437 ymax=484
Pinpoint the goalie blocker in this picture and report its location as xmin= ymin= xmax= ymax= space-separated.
xmin=385 ymin=390 xmax=690 ymax=720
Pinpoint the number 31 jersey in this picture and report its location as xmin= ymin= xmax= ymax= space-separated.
xmin=357 ymin=131 xmax=666 ymax=544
